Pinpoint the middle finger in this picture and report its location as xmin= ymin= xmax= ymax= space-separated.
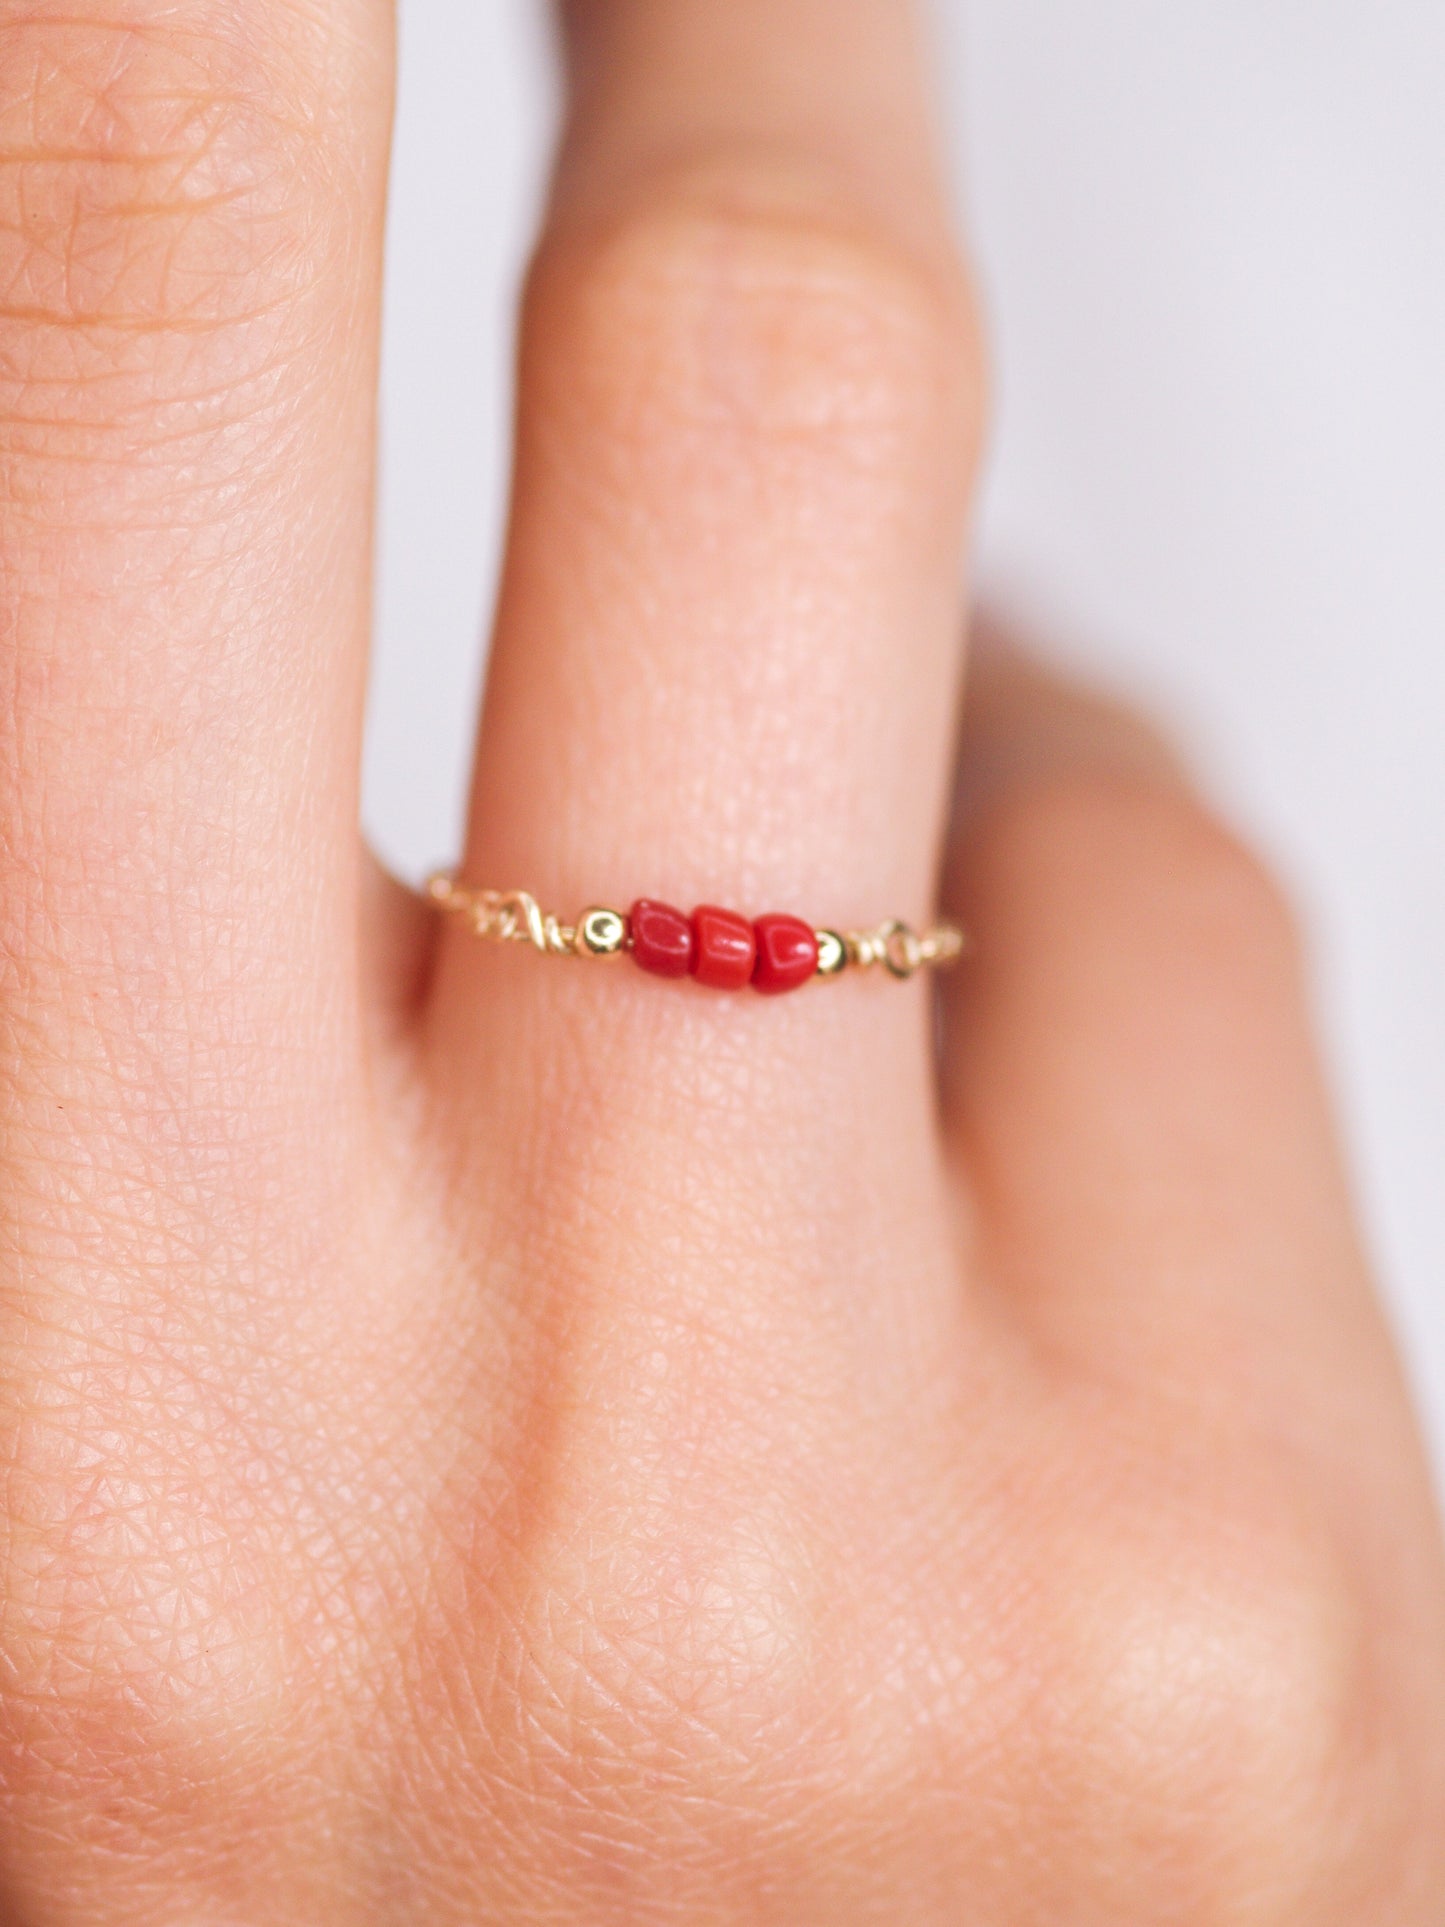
xmin=427 ymin=0 xmax=984 ymax=1253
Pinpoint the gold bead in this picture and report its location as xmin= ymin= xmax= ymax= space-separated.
xmin=577 ymin=906 xmax=628 ymax=958
xmin=815 ymin=929 xmax=848 ymax=976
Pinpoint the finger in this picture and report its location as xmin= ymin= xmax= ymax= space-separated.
xmin=429 ymin=0 xmax=982 ymax=1165
xmin=0 ymin=3 xmax=391 ymax=1131
xmin=416 ymin=7 xmax=988 ymax=1703
xmin=941 ymin=634 xmax=1416 ymax=1438
xmin=469 ymin=0 xmax=979 ymax=919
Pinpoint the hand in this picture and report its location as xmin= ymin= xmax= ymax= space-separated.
xmin=1 ymin=1 xmax=1441 ymax=1919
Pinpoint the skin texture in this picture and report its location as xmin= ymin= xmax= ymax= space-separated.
xmin=0 ymin=0 xmax=1441 ymax=1919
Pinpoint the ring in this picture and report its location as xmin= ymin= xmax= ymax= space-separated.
xmin=426 ymin=877 xmax=968 ymax=996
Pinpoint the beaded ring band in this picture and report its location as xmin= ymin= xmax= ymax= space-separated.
xmin=427 ymin=876 xmax=967 ymax=995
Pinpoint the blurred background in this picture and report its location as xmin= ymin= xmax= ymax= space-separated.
xmin=363 ymin=1 xmax=1445 ymax=1472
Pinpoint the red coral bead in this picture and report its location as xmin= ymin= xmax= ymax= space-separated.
xmin=691 ymin=905 xmax=756 ymax=990
xmin=751 ymin=914 xmax=819 ymax=994
xmin=629 ymin=899 xmax=694 ymax=978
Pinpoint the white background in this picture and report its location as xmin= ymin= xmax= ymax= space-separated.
xmin=364 ymin=1 xmax=1445 ymax=1473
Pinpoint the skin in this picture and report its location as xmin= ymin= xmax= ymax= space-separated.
xmin=0 ymin=0 xmax=1440 ymax=1918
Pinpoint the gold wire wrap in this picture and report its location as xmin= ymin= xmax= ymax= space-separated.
xmin=425 ymin=876 xmax=968 ymax=982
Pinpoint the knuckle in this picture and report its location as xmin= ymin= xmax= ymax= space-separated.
xmin=525 ymin=166 xmax=985 ymax=499
xmin=0 ymin=11 xmax=367 ymax=377
xmin=1023 ymin=1437 xmax=1413 ymax=1914
xmin=0 ymin=1396 xmax=288 ymax=1742
xmin=0 ymin=1363 xmax=315 ymax=1878
xmin=1103 ymin=1567 xmax=1347 ymax=1826
xmin=509 ymin=1462 xmax=824 ymax=1782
